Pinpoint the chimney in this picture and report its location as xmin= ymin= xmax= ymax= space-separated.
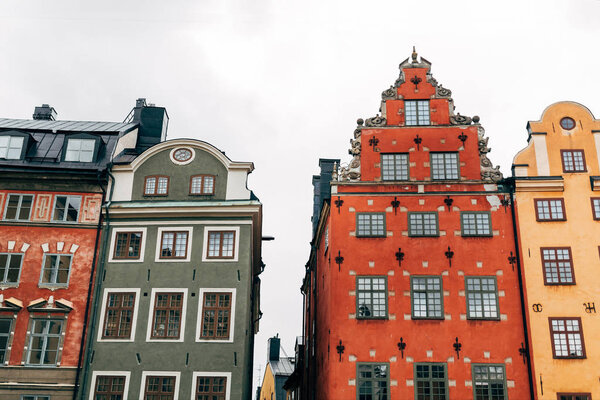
xmin=130 ymin=98 xmax=169 ymax=152
xmin=33 ymin=104 xmax=57 ymax=121
xmin=268 ymin=336 xmax=281 ymax=362
xmin=311 ymin=158 xmax=340 ymax=236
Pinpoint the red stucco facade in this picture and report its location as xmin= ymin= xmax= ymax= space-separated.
xmin=303 ymin=54 xmax=532 ymax=399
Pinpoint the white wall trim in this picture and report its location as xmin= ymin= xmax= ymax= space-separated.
xmin=195 ymin=288 xmax=236 ymax=343
xmin=108 ymin=220 xmax=252 ymax=226
xmin=532 ymin=135 xmax=550 ymax=176
xmin=201 ymin=226 xmax=240 ymax=263
xmin=169 ymin=147 xmax=196 ymax=166
xmin=139 ymin=371 xmax=181 ymax=400
xmin=190 ymin=371 xmax=232 ymax=400
xmin=89 ymin=371 xmax=131 ymax=400
xmin=155 ymin=227 xmax=193 ymax=263
xmin=97 ymin=288 xmax=141 ymax=343
xmin=146 ymin=288 xmax=188 ymax=343
xmin=108 ymin=227 xmax=148 ymax=263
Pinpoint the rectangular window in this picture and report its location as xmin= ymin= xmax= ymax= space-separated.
xmin=408 ymin=212 xmax=438 ymax=237
xmin=405 ymin=100 xmax=430 ymax=126
xmin=190 ymin=175 xmax=215 ymax=195
xmin=207 ymin=231 xmax=235 ymax=259
xmin=0 ymin=318 xmax=12 ymax=363
xmin=39 ymin=254 xmax=72 ymax=286
xmin=357 ymin=363 xmax=389 ymax=400
xmin=0 ymin=253 xmax=23 ymax=285
xmin=431 ymin=153 xmax=459 ymax=180
xmin=200 ymin=292 xmax=232 ymax=340
xmin=414 ymin=363 xmax=448 ymax=400
xmin=0 ymin=136 xmax=24 ymax=159
xmin=160 ymin=231 xmax=188 ymax=259
xmin=561 ymin=150 xmax=586 ymax=172
xmin=465 ymin=277 xmax=499 ymax=320
xmin=26 ymin=319 xmax=64 ymax=365
xmin=94 ymin=375 xmax=125 ymax=400
xmin=102 ymin=292 xmax=136 ymax=339
xmin=196 ymin=376 xmax=227 ymax=400
xmin=472 ymin=364 xmax=506 ymax=400
xmin=356 ymin=213 xmax=385 ymax=237
xmin=144 ymin=176 xmax=169 ymax=195
xmin=550 ymin=318 xmax=585 ymax=358
xmin=144 ymin=376 xmax=175 ymax=400
xmin=356 ymin=276 xmax=387 ymax=319
xmin=151 ymin=292 xmax=183 ymax=339
xmin=21 ymin=397 xmax=50 ymax=400
xmin=461 ymin=212 xmax=492 ymax=236
xmin=557 ymin=394 xmax=592 ymax=400
xmin=64 ymin=138 xmax=95 ymax=162
xmin=381 ymin=153 xmax=409 ymax=181
xmin=535 ymin=198 xmax=566 ymax=221
xmin=411 ymin=276 xmax=443 ymax=319
xmin=542 ymin=247 xmax=575 ymax=285
xmin=3 ymin=194 xmax=34 ymax=221
xmin=113 ymin=232 xmax=142 ymax=259
xmin=591 ymin=198 xmax=600 ymax=220
xmin=52 ymin=195 xmax=81 ymax=222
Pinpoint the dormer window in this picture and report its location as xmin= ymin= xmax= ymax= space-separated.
xmin=0 ymin=136 xmax=25 ymax=159
xmin=145 ymin=176 xmax=169 ymax=196
xmin=190 ymin=175 xmax=215 ymax=195
xmin=64 ymin=138 xmax=96 ymax=162
xmin=405 ymin=100 xmax=430 ymax=126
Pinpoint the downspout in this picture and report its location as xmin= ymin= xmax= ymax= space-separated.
xmin=77 ymin=168 xmax=116 ymax=399
xmin=507 ymin=179 xmax=535 ymax=400
xmin=72 ymin=172 xmax=107 ymax=399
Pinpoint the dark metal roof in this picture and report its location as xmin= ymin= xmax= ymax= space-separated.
xmin=0 ymin=117 xmax=137 ymax=173
xmin=0 ymin=118 xmax=137 ymax=133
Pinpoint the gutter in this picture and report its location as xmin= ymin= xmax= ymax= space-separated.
xmin=77 ymin=168 xmax=116 ymax=399
xmin=72 ymin=171 xmax=107 ymax=399
xmin=506 ymin=178 xmax=535 ymax=400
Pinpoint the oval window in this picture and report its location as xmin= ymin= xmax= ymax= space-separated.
xmin=560 ymin=117 xmax=576 ymax=130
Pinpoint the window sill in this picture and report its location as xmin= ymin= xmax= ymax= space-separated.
xmin=38 ymin=284 xmax=69 ymax=290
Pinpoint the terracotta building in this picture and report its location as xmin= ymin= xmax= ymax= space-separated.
xmin=0 ymin=104 xmax=137 ymax=399
xmin=301 ymin=50 xmax=533 ymax=399
xmin=512 ymin=102 xmax=600 ymax=399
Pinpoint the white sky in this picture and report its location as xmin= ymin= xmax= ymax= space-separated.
xmin=1 ymin=0 xmax=599 ymax=393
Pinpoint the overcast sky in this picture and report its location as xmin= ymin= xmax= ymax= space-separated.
xmin=1 ymin=0 xmax=599 ymax=391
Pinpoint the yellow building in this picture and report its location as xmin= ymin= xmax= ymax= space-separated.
xmin=258 ymin=337 xmax=294 ymax=400
xmin=512 ymin=102 xmax=600 ymax=399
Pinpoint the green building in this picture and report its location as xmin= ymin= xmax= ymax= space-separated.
xmin=80 ymin=126 xmax=263 ymax=398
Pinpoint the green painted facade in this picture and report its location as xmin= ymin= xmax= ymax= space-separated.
xmin=81 ymin=139 xmax=262 ymax=400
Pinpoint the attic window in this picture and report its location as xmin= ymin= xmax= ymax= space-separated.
xmin=560 ymin=117 xmax=576 ymax=130
xmin=65 ymin=138 xmax=95 ymax=162
xmin=0 ymin=136 xmax=25 ymax=160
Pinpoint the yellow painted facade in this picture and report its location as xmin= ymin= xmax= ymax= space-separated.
xmin=513 ymin=102 xmax=600 ymax=399
xmin=259 ymin=363 xmax=276 ymax=400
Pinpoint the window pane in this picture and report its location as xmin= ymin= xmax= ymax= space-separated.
xmin=357 ymin=277 xmax=387 ymax=319
xmin=5 ymin=136 xmax=24 ymax=159
xmin=203 ymin=176 xmax=214 ymax=194
xmin=191 ymin=176 xmax=203 ymax=194
xmin=381 ymin=154 xmax=409 ymax=181
xmin=145 ymin=177 xmax=156 ymax=194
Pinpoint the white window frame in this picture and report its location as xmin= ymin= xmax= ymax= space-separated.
xmin=190 ymin=371 xmax=232 ymax=400
xmin=38 ymin=253 xmax=73 ymax=288
xmin=0 ymin=136 xmax=25 ymax=159
xmin=108 ymin=227 xmax=147 ymax=263
xmin=155 ymin=227 xmax=193 ymax=263
xmin=2 ymin=193 xmax=35 ymax=221
xmin=64 ymin=138 xmax=96 ymax=162
xmin=139 ymin=371 xmax=181 ymax=400
xmin=51 ymin=195 xmax=82 ymax=223
xmin=89 ymin=371 xmax=131 ymax=400
xmin=97 ymin=288 xmax=141 ymax=343
xmin=146 ymin=288 xmax=188 ymax=343
xmin=196 ymin=288 xmax=236 ymax=343
xmin=201 ymin=226 xmax=240 ymax=262
xmin=0 ymin=252 xmax=24 ymax=287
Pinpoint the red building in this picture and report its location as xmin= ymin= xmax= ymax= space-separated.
xmin=301 ymin=51 xmax=532 ymax=399
xmin=0 ymin=104 xmax=143 ymax=399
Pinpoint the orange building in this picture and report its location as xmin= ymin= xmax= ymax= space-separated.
xmin=512 ymin=102 xmax=600 ymax=399
xmin=302 ymin=50 xmax=532 ymax=399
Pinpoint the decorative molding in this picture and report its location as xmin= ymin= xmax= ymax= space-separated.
xmin=478 ymin=126 xmax=503 ymax=182
xmin=81 ymin=194 xmax=103 ymax=223
xmin=0 ymin=295 xmax=23 ymax=311
xmin=365 ymin=115 xmax=386 ymax=127
xmin=338 ymin=120 xmax=363 ymax=182
xmin=381 ymin=86 xmax=396 ymax=100
xmin=27 ymin=296 xmax=72 ymax=313
xmin=32 ymin=194 xmax=52 ymax=221
xmin=436 ymin=85 xmax=452 ymax=98
xmin=514 ymin=178 xmax=564 ymax=192
xmin=450 ymin=113 xmax=473 ymax=125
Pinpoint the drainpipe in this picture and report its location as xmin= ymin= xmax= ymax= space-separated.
xmin=77 ymin=168 xmax=116 ymax=399
xmin=507 ymin=179 xmax=535 ymax=400
xmin=72 ymin=172 xmax=107 ymax=399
